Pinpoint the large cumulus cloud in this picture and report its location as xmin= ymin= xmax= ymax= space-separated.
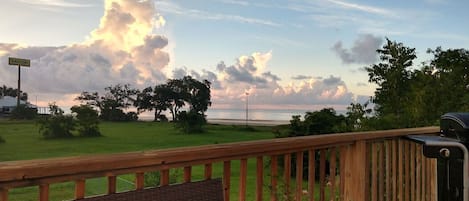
xmin=0 ymin=0 xmax=169 ymax=105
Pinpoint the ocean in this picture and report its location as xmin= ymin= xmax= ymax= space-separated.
xmin=138 ymin=108 xmax=307 ymax=121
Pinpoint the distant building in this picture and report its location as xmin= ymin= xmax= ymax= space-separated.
xmin=0 ymin=96 xmax=36 ymax=114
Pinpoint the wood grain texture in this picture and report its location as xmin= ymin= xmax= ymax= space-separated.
xmin=239 ymin=158 xmax=247 ymax=201
xmin=107 ymin=176 xmax=116 ymax=194
xmin=270 ymin=155 xmax=278 ymax=201
xmin=296 ymin=152 xmax=303 ymax=201
xmin=39 ymin=184 xmax=49 ymax=201
xmin=0 ymin=127 xmax=438 ymax=188
xmin=184 ymin=166 xmax=192 ymax=183
xmin=75 ymin=179 xmax=85 ymax=199
xmin=223 ymin=161 xmax=231 ymax=201
xmin=343 ymin=140 xmax=368 ymax=201
xmin=135 ymin=172 xmax=144 ymax=190
xmin=256 ymin=157 xmax=263 ymax=201
xmin=0 ymin=188 xmax=8 ymax=201
xmin=319 ymin=149 xmax=326 ymax=201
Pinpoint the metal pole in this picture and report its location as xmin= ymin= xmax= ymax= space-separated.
xmin=17 ymin=65 xmax=21 ymax=108
xmin=245 ymin=93 xmax=249 ymax=127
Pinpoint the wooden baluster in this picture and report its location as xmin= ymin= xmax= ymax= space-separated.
xmin=379 ymin=142 xmax=385 ymax=201
xmin=135 ymin=172 xmax=144 ymax=190
xmin=329 ymin=148 xmax=336 ymax=201
xmin=0 ymin=188 xmax=8 ymax=201
xmin=284 ymin=154 xmax=291 ymax=198
xmin=75 ymin=179 xmax=85 ymax=199
xmin=161 ymin=169 xmax=170 ymax=186
xmin=296 ymin=152 xmax=304 ymax=201
xmin=410 ymin=143 xmax=416 ymax=201
xmin=271 ymin=155 xmax=278 ymax=201
xmin=372 ymin=143 xmax=378 ymax=201
xmin=39 ymin=184 xmax=49 ymax=201
xmin=319 ymin=149 xmax=326 ymax=201
xmin=385 ymin=141 xmax=391 ymax=201
xmin=339 ymin=147 xmax=346 ymax=201
xmin=239 ymin=158 xmax=248 ymax=201
xmin=416 ymin=145 xmax=421 ymax=201
xmin=421 ymin=150 xmax=426 ymax=201
xmin=205 ymin=163 xmax=212 ymax=180
xmin=309 ymin=150 xmax=317 ymax=201
xmin=404 ymin=141 xmax=410 ymax=201
xmin=342 ymin=140 xmax=369 ymax=201
xmin=398 ymin=139 xmax=403 ymax=201
xmin=392 ymin=140 xmax=397 ymax=201
xmin=430 ymin=159 xmax=437 ymax=201
xmin=256 ymin=156 xmax=264 ymax=201
xmin=223 ymin=161 xmax=231 ymax=201
xmin=108 ymin=176 xmax=117 ymax=194
xmin=184 ymin=166 xmax=192 ymax=183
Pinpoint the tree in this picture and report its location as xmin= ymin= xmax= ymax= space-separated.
xmin=183 ymin=76 xmax=212 ymax=114
xmin=135 ymin=84 xmax=172 ymax=121
xmin=346 ymin=101 xmax=372 ymax=131
xmin=166 ymin=78 xmax=186 ymax=121
xmin=71 ymin=105 xmax=101 ymax=137
xmin=0 ymin=85 xmax=28 ymax=100
xmin=76 ymin=84 xmax=139 ymax=121
xmin=429 ymin=47 xmax=469 ymax=113
xmin=365 ymin=38 xmax=416 ymax=127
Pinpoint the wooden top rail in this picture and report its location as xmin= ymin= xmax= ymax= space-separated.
xmin=0 ymin=126 xmax=439 ymax=189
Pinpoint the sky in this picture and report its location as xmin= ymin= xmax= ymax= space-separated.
xmin=1 ymin=0 xmax=468 ymax=111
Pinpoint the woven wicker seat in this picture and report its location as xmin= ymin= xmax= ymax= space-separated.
xmin=75 ymin=179 xmax=223 ymax=201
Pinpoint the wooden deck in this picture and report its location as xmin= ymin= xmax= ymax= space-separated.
xmin=0 ymin=127 xmax=440 ymax=201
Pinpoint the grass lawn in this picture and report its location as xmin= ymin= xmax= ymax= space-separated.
xmin=0 ymin=120 xmax=282 ymax=200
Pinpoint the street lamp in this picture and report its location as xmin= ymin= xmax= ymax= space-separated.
xmin=245 ymin=92 xmax=249 ymax=127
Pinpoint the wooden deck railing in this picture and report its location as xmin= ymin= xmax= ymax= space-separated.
xmin=0 ymin=127 xmax=440 ymax=201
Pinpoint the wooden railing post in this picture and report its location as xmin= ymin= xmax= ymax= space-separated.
xmin=343 ymin=140 xmax=369 ymax=201
xmin=0 ymin=188 xmax=8 ymax=201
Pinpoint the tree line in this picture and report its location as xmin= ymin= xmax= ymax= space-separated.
xmin=286 ymin=38 xmax=469 ymax=137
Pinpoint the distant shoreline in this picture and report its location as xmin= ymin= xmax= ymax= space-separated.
xmin=207 ymin=118 xmax=289 ymax=126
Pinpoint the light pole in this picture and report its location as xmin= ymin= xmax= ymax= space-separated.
xmin=245 ymin=92 xmax=249 ymax=127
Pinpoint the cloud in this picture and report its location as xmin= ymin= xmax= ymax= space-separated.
xmin=0 ymin=0 xmax=169 ymax=104
xmin=332 ymin=34 xmax=382 ymax=64
xmin=292 ymin=75 xmax=312 ymax=80
xmin=17 ymin=0 xmax=93 ymax=8
xmin=155 ymin=1 xmax=281 ymax=27
xmin=326 ymin=0 xmax=393 ymax=17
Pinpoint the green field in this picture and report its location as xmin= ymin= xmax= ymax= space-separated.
xmin=0 ymin=120 xmax=281 ymax=201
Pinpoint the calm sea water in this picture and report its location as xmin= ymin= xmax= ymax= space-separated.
xmin=139 ymin=108 xmax=307 ymax=121
xmin=54 ymin=107 xmax=344 ymax=121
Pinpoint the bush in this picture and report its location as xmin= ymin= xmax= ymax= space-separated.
xmin=11 ymin=104 xmax=37 ymax=120
xmin=0 ymin=136 xmax=5 ymax=143
xmin=176 ymin=110 xmax=207 ymax=134
xmin=37 ymin=115 xmax=75 ymax=138
xmin=37 ymin=103 xmax=75 ymax=138
xmin=100 ymin=109 xmax=138 ymax=122
xmin=144 ymin=169 xmax=181 ymax=187
xmin=71 ymin=105 xmax=101 ymax=137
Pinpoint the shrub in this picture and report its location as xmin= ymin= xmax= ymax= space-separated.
xmin=176 ymin=110 xmax=206 ymax=134
xmin=37 ymin=103 xmax=75 ymax=138
xmin=11 ymin=104 xmax=37 ymax=120
xmin=144 ymin=169 xmax=181 ymax=187
xmin=37 ymin=115 xmax=75 ymax=138
xmin=71 ymin=105 xmax=101 ymax=137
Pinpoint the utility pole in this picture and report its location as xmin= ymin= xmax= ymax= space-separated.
xmin=245 ymin=92 xmax=249 ymax=127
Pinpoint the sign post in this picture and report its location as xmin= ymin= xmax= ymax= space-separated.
xmin=8 ymin=57 xmax=30 ymax=108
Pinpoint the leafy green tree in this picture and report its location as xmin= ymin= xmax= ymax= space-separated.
xmin=0 ymin=85 xmax=28 ymax=100
xmin=429 ymin=47 xmax=469 ymax=113
xmin=135 ymin=84 xmax=172 ymax=121
xmin=71 ymin=105 xmax=101 ymax=137
xmin=365 ymin=38 xmax=416 ymax=127
xmin=76 ymin=84 xmax=138 ymax=121
xmin=167 ymin=78 xmax=187 ymax=121
xmin=182 ymin=76 xmax=212 ymax=114
xmin=346 ymin=101 xmax=372 ymax=131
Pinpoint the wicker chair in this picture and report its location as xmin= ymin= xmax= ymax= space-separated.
xmin=75 ymin=179 xmax=223 ymax=201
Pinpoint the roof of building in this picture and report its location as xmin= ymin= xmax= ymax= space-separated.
xmin=0 ymin=96 xmax=35 ymax=107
